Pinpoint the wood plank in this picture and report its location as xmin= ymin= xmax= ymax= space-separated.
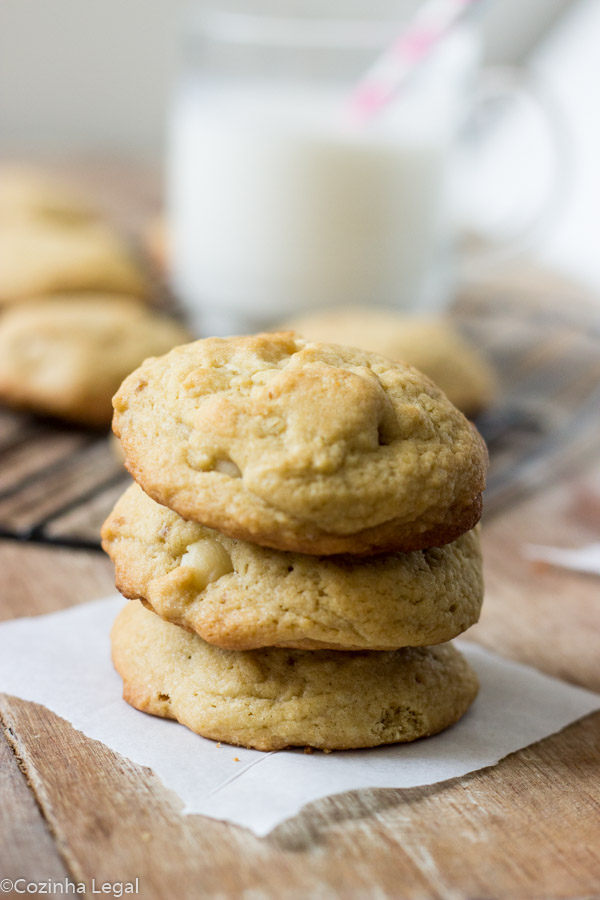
xmin=473 ymin=459 xmax=600 ymax=690
xmin=44 ymin=478 xmax=129 ymax=544
xmin=0 ymin=724 xmax=70 ymax=886
xmin=0 ymin=441 xmax=124 ymax=536
xmin=0 ymin=430 xmax=91 ymax=495
xmin=0 ymin=540 xmax=114 ymax=622
xmin=0 ymin=697 xmax=598 ymax=900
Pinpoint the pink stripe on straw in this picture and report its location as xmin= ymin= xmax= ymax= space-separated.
xmin=352 ymin=84 xmax=394 ymax=118
xmin=393 ymin=31 xmax=438 ymax=60
xmin=347 ymin=0 xmax=483 ymax=124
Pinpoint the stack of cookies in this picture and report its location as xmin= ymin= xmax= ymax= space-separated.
xmin=103 ymin=332 xmax=488 ymax=752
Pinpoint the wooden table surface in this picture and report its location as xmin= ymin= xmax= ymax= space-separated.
xmin=1 ymin=168 xmax=600 ymax=899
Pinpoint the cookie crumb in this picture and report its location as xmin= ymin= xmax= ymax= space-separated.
xmin=303 ymin=747 xmax=313 ymax=754
xmin=216 ymin=742 xmax=221 ymax=748
xmin=233 ymin=756 xmax=240 ymax=761
xmin=323 ymin=749 xmax=332 ymax=754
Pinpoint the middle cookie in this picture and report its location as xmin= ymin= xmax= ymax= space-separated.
xmin=102 ymin=483 xmax=483 ymax=652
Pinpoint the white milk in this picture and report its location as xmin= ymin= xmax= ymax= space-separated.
xmin=168 ymin=81 xmax=457 ymax=335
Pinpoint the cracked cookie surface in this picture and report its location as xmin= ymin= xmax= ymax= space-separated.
xmin=113 ymin=332 xmax=488 ymax=555
xmin=103 ymin=483 xmax=484 ymax=651
xmin=111 ymin=600 xmax=479 ymax=751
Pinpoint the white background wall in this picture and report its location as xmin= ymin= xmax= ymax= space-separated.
xmin=0 ymin=0 xmax=187 ymax=158
xmin=0 ymin=0 xmax=572 ymax=159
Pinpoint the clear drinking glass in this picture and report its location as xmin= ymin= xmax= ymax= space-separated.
xmin=168 ymin=5 xmax=562 ymax=336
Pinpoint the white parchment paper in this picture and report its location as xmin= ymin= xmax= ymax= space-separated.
xmin=0 ymin=596 xmax=598 ymax=836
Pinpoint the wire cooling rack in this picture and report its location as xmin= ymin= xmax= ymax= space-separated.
xmin=0 ymin=290 xmax=599 ymax=552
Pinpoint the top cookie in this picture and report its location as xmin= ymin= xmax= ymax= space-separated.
xmin=114 ymin=333 xmax=487 ymax=555
xmin=282 ymin=309 xmax=496 ymax=417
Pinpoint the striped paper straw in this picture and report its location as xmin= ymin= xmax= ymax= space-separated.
xmin=347 ymin=0 xmax=484 ymax=123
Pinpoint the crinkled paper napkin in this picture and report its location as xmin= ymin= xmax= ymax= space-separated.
xmin=0 ymin=596 xmax=598 ymax=836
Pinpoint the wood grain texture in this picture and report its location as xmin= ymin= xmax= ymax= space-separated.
xmin=0 ymin=540 xmax=113 ymax=622
xmin=1 ymin=697 xmax=599 ymax=900
xmin=473 ymin=464 xmax=600 ymax=691
xmin=0 ymin=725 xmax=70 ymax=887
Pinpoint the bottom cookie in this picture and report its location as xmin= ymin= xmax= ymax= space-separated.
xmin=111 ymin=601 xmax=479 ymax=751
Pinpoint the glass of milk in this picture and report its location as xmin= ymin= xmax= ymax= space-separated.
xmin=168 ymin=7 xmax=481 ymax=335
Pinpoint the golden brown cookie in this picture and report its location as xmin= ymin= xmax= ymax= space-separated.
xmin=113 ymin=332 xmax=488 ymax=555
xmin=111 ymin=600 xmax=479 ymax=751
xmin=0 ymin=296 xmax=190 ymax=426
xmin=0 ymin=220 xmax=146 ymax=304
xmin=0 ymin=164 xmax=95 ymax=224
xmin=102 ymin=483 xmax=484 ymax=651
xmin=282 ymin=309 xmax=496 ymax=417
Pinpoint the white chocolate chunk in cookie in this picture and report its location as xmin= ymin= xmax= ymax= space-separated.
xmin=180 ymin=539 xmax=233 ymax=590
xmin=213 ymin=459 xmax=241 ymax=477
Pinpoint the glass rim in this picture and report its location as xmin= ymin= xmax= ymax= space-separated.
xmin=186 ymin=9 xmax=407 ymax=50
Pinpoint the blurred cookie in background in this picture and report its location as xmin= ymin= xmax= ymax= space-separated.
xmin=0 ymin=220 xmax=148 ymax=305
xmin=0 ymin=295 xmax=190 ymax=427
xmin=0 ymin=164 xmax=96 ymax=224
xmin=283 ymin=308 xmax=497 ymax=418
